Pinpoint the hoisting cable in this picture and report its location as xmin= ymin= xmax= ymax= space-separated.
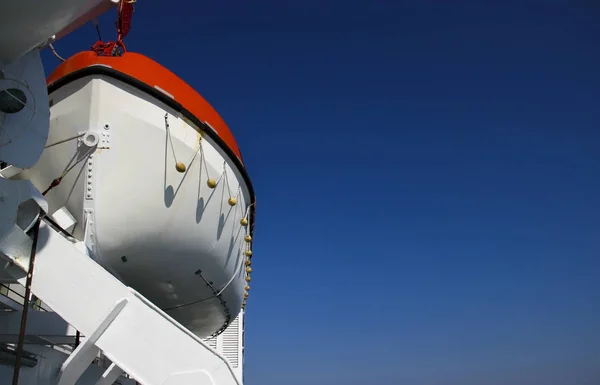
xmin=11 ymin=209 xmax=43 ymax=385
xmin=44 ymin=133 xmax=84 ymax=149
xmin=91 ymin=0 xmax=136 ymax=57
xmin=42 ymin=146 xmax=96 ymax=196
xmin=48 ymin=43 xmax=66 ymax=62
xmin=93 ymin=19 xmax=102 ymax=41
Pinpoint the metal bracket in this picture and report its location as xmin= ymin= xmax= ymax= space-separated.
xmin=83 ymin=209 xmax=98 ymax=259
xmin=99 ymin=132 xmax=111 ymax=149
xmin=99 ymin=123 xmax=111 ymax=149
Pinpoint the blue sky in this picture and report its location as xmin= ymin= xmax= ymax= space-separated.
xmin=44 ymin=1 xmax=600 ymax=384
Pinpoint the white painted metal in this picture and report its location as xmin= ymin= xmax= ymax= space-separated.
xmin=0 ymin=345 xmax=137 ymax=385
xmin=95 ymin=363 xmax=124 ymax=385
xmin=0 ymin=0 xmax=117 ymax=67
xmin=204 ymin=310 xmax=245 ymax=383
xmin=0 ymin=165 xmax=23 ymax=179
xmin=20 ymin=75 xmax=252 ymax=338
xmin=0 ymin=178 xmax=47 ymax=264
xmin=26 ymin=220 xmax=240 ymax=385
xmin=51 ymin=206 xmax=78 ymax=233
xmin=0 ymin=50 xmax=50 ymax=169
xmin=0 ymin=285 xmax=246 ymax=383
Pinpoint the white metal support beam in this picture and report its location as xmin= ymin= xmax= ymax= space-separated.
xmin=56 ymin=342 xmax=100 ymax=385
xmin=95 ymin=363 xmax=124 ymax=385
xmin=0 ymin=189 xmax=241 ymax=385
xmin=57 ymin=299 xmax=127 ymax=385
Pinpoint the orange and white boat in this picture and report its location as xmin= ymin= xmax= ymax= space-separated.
xmin=0 ymin=1 xmax=254 ymax=384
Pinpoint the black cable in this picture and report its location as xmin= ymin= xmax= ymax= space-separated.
xmin=94 ymin=19 xmax=102 ymax=41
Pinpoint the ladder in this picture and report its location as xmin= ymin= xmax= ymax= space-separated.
xmin=0 ymin=178 xmax=241 ymax=385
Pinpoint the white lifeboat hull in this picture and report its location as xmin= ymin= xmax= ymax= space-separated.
xmin=20 ymin=74 xmax=253 ymax=337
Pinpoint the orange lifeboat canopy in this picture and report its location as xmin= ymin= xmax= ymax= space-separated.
xmin=46 ymin=51 xmax=245 ymax=164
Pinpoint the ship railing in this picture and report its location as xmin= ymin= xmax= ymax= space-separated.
xmin=0 ymin=283 xmax=48 ymax=312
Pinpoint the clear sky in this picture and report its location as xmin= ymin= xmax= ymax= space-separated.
xmin=44 ymin=1 xmax=600 ymax=385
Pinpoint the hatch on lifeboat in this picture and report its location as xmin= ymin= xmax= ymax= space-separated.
xmin=19 ymin=51 xmax=256 ymax=338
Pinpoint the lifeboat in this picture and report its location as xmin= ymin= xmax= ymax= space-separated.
xmin=19 ymin=51 xmax=256 ymax=338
